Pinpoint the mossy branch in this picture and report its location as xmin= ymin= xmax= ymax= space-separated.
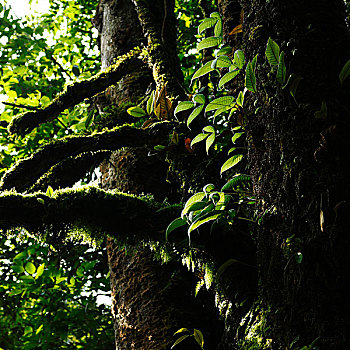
xmin=0 ymin=186 xmax=180 ymax=245
xmin=1 ymin=121 xmax=181 ymax=192
xmin=8 ymin=48 xmax=143 ymax=137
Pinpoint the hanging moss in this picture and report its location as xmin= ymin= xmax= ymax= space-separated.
xmin=0 ymin=186 xmax=180 ymax=246
xmin=1 ymin=121 xmax=183 ymax=192
xmin=8 ymin=48 xmax=143 ymax=137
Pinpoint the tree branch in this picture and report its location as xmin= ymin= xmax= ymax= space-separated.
xmin=8 ymin=48 xmax=143 ymax=137
xmin=1 ymin=121 xmax=182 ymax=192
xmin=0 ymin=186 xmax=180 ymax=245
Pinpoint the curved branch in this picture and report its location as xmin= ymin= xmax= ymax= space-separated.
xmin=1 ymin=121 xmax=182 ymax=192
xmin=8 ymin=48 xmax=142 ymax=137
xmin=0 ymin=186 xmax=180 ymax=245
xmin=29 ymin=150 xmax=111 ymax=192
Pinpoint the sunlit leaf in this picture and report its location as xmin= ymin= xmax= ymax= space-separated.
xmin=174 ymin=101 xmax=195 ymax=115
xmin=265 ymin=37 xmax=280 ymax=66
xmin=190 ymin=133 xmax=208 ymax=147
xmin=198 ymin=17 xmax=217 ymax=34
xmin=192 ymin=94 xmax=206 ymax=104
xmin=46 ymin=185 xmax=54 ymax=197
xmin=234 ymin=49 xmax=245 ymax=69
xmin=245 ymin=61 xmax=256 ymax=93
xmin=203 ymin=125 xmax=215 ymax=133
xmin=36 ymin=263 xmax=45 ymax=278
xmin=166 ymin=217 xmax=187 ymax=240
xmin=191 ymin=60 xmax=215 ymax=80
xmin=182 ymin=192 xmax=206 ymax=218
xmin=205 ymin=96 xmax=235 ymax=112
xmin=218 ymin=70 xmax=240 ymax=89
xmin=193 ymin=329 xmax=204 ymax=347
xmin=211 ymin=55 xmax=232 ymax=69
xmin=277 ymin=51 xmax=286 ymax=84
xmin=206 ymin=132 xmax=215 ymax=154
xmin=188 ymin=211 xmax=222 ymax=233
xmin=220 ymin=154 xmax=243 ymax=174
xmin=214 ymin=17 xmax=223 ymax=37
xmin=127 ymin=106 xmax=146 ymax=118
xmin=171 ymin=335 xmax=190 ymax=349
xmin=25 ymin=262 xmax=36 ymax=275
xmin=11 ymin=265 xmax=24 ymax=273
xmin=187 ymin=105 xmax=204 ymax=127
xmin=197 ymin=36 xmax=222 ymax=51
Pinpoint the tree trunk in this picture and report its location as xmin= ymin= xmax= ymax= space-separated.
xmin=234 ymin=0 xmax=350 ymax=348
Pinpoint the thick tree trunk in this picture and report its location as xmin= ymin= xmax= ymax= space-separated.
xmin=234 ymin=0 xmax=350 ymax=348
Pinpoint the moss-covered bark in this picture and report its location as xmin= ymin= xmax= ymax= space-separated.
xmin=8 ymin=48 xmax=142 ymax=136
xmin=0 ymin=186 xmax=179 ymax=245
xmin=1 ymin=121 xmax=182 ymax=192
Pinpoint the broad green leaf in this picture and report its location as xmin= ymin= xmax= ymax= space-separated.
xmin=245 ymin=62 xmax=256 ymax=93
xmin=187 ymin=201 xmax=209 ymax=213
xmin=36 ymin=263 xmax=45 ymax=278
xmin=251 ymin=54 xmax=258 ymax=72
xmin=221 ymin=174 xmax=251 ymax=190
xmin=198 ymin=17 xmax=217 ymax=34
xmin=188 ymin=211 xmax=222 ymax=233
xmin=76 ymin=266 xmax=84 ymax=277
xmin=174 ymin=101 xmax=195 ymax=115
xmin=205 ymin=96 xmax=235 ymax=112
xmin=24 ymin=326 xmax=33 ymax=336
xmin=171 ymin=335 xmax=190 ymax=349
xmin=191 ymin=60 xmax=215 ymax=80
xmin=187 ymin=105 xmax=204 ymax=127
xmin=36 ymin=324 xmax=44 ymax=335
xmin=216 ymin=46 xmax=232 ymax=56
xmin=25 ymin=262 xmax=36 ymax=275
xmin=174 ymin=328 xmax=189 ymax=335
xmin=234 ymin=50 xmax=245 ymax=69
xmin=206 ymin=132 xmax=215 ymax=154
xmin=190 ymin=133 xmax=208 ymax=147
xmin=192 ymin=94 xmax=206 ymax=104
xmin=182 ymin=192 xmax=206 ymax=218
xmin=203 ymin=125 xmax=215 ymax=133
xmin=127 ymin=106 xmax=146 ymax=117
xmin=21 ymin=275 xmax=35 ymax=283
xmin=46 ymin=185 xmax=53 ymax=197
xmin=197 ymin=36 xmax=222 ymax=51
xmin=265 ymin=37 xmax=280 ymax=66
xmin=11 ymin=265 xmax=24 ymax=273
xmin=210 ymin=12 xmax=221 ymax=18
xmin=13 ymin=251 xmax=27 ymax=261
xmin=154 ymin=145 xmax=166 ymax=151
xmin=37 ymin=198 xmax=45 ymax=205
xmin=69 ymin=276 xmax=76 ymax=286
xmin=214 ymin=17 xmax=223 ymax=37
xmin=236 ymin=90 xmax=244 ymax=107
xmin=218 ymin=70 xmax=240 ymax=89
xmin=277 ymin=51 xmax=286 ymax=84
xmin=211 ymin=55 xmax=232 ymax=69
xmin=165 ymin=217 xmax=187 ymax=240
xmin=193 ymin=329 xmax=204 ymax=347
xmin=231 ymin=132 xmax=243 ymax=143
xmin=213 ymin=105 xmax=232 ymax=117
xmin=203 ymin=183 xmax=215 ymax=194
xmin=85 ymin=111 xmax=94 ymax=129
xmin=220 ymin=154 xmax=243 ymax=174
xmin=146 ymin=91 xmax=154 ymax=114
xmin=339 ymin=59 xmax=350 ymax=84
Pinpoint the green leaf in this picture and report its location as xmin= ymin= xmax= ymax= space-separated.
xmin=339 ymin=59 xmax=350 ymax=84
xmin=69 ymin=276 xmax=76 ymax=286
xmin=127 ymin=106 xmax=146 ymax=117
xmin=218 ymin=70 xmax=240 ymax=89
xmin=191 ymin=60 xmax=215 ymax=80
xmin=213 ymin=106 xmax=232 ymax=117
xmin=174 ymin=101 xmax=195 ymax=115
xmin=197 ymin=36 xmax=222 ymax=51
xmin=37 ymin=198 xmax=45 ymax=205
xmin=203 ymin=125 xmax=215 ymax=133
xmin=205 ymin=96 xmax=235 ymax=112
xmin=193 ymin=329 xmax=204 ymax=348
xmin=231 ymin=132 xmax=244 ymax=143
xmin=245 ymin=62 xmax=257 ymax=93
xmin=190 ymin=133 xmax=209 ymax=147
xmin=46 ymin=185 xmax=54 ymax=197
xmin=210 ymin=12 xmax=221 ymax=18
xmin=187 ymin=105 xmax=204 ymax=128
xmin=147 ymin=91 xmax=155 ymax=115
xmin=192 ymin=94 xmax=206 ymax=104
xmin=85 ymin=111 xmax=94 ymax=129
xmin=174 ymin=328 xmax=189 ymax=335
xmin=234 ymin=50 xmax=245 ymax=69
xmin=211 ymin=55 xmax=232 ymax=69
xmin=36 ymin=324 xmax=44 ymax=335
xmin=265 ymin=37 xmax=280 ymax=66
xmin=295 ymin=252 xmax=303 ymax=264
xmin=154 ymin=145 xmax=166 ymax=151
xmin=11 ymin=265 xmax=24 ymax=273
xmin=220 ymin=154 xmax=243 ymax=174
xmin=206 ymin=132 xmax=215 ymax=154
xmin=182 ymin=192 xmax=206 ymax=218
xmin=187 ymin=201 xmax=209 ymax=213
xmin=25 ymin=262 xmax=36 ymax=275
xmin=236 ymin=90 xmax=244 ymax=107
xmin=36 ymin=263 xmax=45 ymax=278
xmin=277 ymin=51 xmax=286 ymax=84
xmin=214 ymin=17 xmax=223 ymax=37
xmin=166 ymin=217 xmax=187 ymax=240
xmin=24 ymin=326 xmax=33 ymax=336
xmin=198 ymin=17 xmax=217 ymax=34
xmin=251 ymin=54 xmax=258 ymax=72
xmin=216 ymin=46 xmax=232 ymax=56
xmin=314 ymin=101 xmax=327 ymax=119
xmin=203 ymin=183 xmax=215 ymax=194
xmin=171 ymin=335 xmax=190 ymax=349
xmin=188 ymin=211 xmax=222 ymax=233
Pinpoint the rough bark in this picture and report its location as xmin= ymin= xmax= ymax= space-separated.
xmin=237 ymin=0 xmax=350 ymax=348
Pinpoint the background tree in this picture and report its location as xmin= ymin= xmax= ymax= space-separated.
xmin=1 ymin=0 xmax=350 ymax=349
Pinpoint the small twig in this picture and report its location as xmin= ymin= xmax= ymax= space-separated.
xmin=2 ymin=102 xmax=39 ymax=110
xmin=50 ymin=54 xmax=73 ymax=80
